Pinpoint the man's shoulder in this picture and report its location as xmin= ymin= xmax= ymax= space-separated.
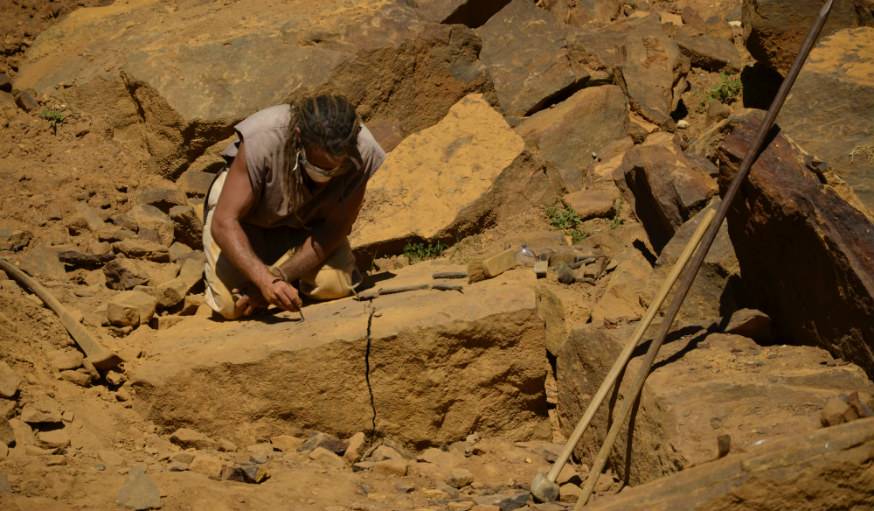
xmin=236 ymin=104 xmax=292 ymax=138
xmin=357 ymin=124 xmax=385 ymax=174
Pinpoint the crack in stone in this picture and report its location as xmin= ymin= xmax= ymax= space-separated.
xmin=364 ymin=303 xmax=378 ymax=439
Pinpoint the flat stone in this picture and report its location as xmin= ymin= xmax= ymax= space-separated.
xmin=245 ymin=442 xmax=274 ymax=464
xmin=169 ymin=428 xmax=216 ymax=450
xmin=446 ymin=467 xmax=473 ymax=488
xmin=116 ymin=465 xmax=162 ymax=510
xmin=136 ymin=186 xmax=188 ymax=214
xmin=130 ymin=264 xmax=547 ymax=446
xmin=559 ymin=483 xmax=582 ymax=503
xmin=370 ymin=445 xmax=403 ymax=461
xmin=476 ymin=0 xmax=589 ymax=123
xmin=0 ymin=361 xmax=21 ymax=399
xmin=189 ymin=453 xmax=224 ymax=479
xmin=14 ymin=90 xmax=39 ymax=112
xmin=558 ymin=327 xmax=874 ymax=485
xmin=309 ymin=446 xmax=346 ymax=468
xmin=37 ymin=428 xmax=71 ymax=450
xmin=107 ymin=290 xmax=158 ymax=328
xmin=99 ymin=449 xmax=126 ymax=467
xmin=350 ymin=94 xmax=525 ymax=252
xmin=270 ymin=434 xmax=303 ymax=453
xmin=474 ymin=491 xmax=530 ymax=511
xmin=66 ymin=203 xmax=107 ymax=234
xmin=674 ymin=31 xmax=741 ymax=72
xmin=113 ymin=239 xmax=170 ymax=263
xmin=177 ymin=169 xmax=217 ymax=199
xmin=516 ymin=86 xmax=628 ymax=190
xmin=167 ymin=242 xmax=193 ymax=263
xmin=19 ymin=245 xmax=67 ymax=281
xmin=48 ymin=349 xmax=84 ymax=371
xmin=155 ymin=256 xmax=204 ymax=308
xmin=103 ymin=258 xmax=152 ymax=290
xmin=299 ymin=432 xmax=346 ymax=455
xmin=61 ymin=369 xmax=93 ymax=387
xmin=127 ymin=205 xmax=174 ymax=247
xmin=0 ymin=229 xmax=33 ymax=252
xmin=20 ymin=399 xmax=63 ymax=425
xmin=781 ymin=27 xmax=874 ymax=212
xmin=563 ymin=187 xmax=618 ymax=221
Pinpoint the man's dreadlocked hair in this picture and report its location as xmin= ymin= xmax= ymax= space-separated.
xmin=284 ymin=94 xmax=363 ymax=207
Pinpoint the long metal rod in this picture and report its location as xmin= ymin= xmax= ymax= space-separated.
xmin=545 ymin=208 xmax=716 ymax=484
xmin=574 ymin=1 xmax=835 ymax=507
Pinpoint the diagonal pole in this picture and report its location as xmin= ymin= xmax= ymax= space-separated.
xmin=574 ymin=1 xmax=836 ymax=507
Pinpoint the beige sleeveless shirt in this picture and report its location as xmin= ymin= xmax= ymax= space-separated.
xmin=221 ymin=104 xmax=385 ymax=229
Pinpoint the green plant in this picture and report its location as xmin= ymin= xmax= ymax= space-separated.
xmin=39 ymin=109 xmax=66 ymax=134
xmin=708 ymin=73 xmax=742 ymax=104
xmin=402 ymin=240 xmax=446 ymax=263
xmin=545 ymin=202 xmax=588 ymax=243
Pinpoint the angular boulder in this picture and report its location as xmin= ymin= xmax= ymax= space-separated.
xmin=476 ymin=0 xmax=590 ymax=123
xmin=717 ymin=112 xmax=874 ymax=376
xmin=350 ymin=94 xmax=525 ymax=253
xmin=558 ymin=327 xmax=874 ymax=485
xmin=617 ymin=135 xmax=718 ymax=252
xmin=515 ymin=85 xmax=628 ymax=191
xmin=586 ymin=417 xmax=874 ymax=510
xmin=130 ymin=265 xmax=548 ymax=447
xmin=781 ymin=27 xmax=874 ymax=213
xmin=742 ymin=0 xmax=873 ymax=76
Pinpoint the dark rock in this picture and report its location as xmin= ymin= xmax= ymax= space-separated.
xmin=716 ymin=111 xmax=874 ymax=376
xmin=556 ymin=263 xmax=576 ymax=285
xmin=742 ymin=0 xmax=873 ymax=76
xmin=617 ymin=138 xmax=718 ymax=252
xmin=674 ymin=31 xmax=741 ymax=72
xmin=475 ymin=491 xmax=530 ymax=511
xmin=298 ymin=432 xmax=347 ymax=456
xmin=0 ymin=229 xmax=32 ymax=252
xmin=476 ymin=0 xmax=590 ymax=123
xmin=169 ymin=205 xmax=203 ymax=250
xmin=220 ymin=463 xmax=269 ymax=484
xmin=0 ymin=73 xmax=11 ymax=93
xmin=58 ymin=250 xmax=115 ymax=270
xmin=14 ymin=90 xmax=39 ymax=112
xmin=136 ymin=186 xmax=188 ymax=214
xmin=103 ymin=258 xmax=152 ymax=290
xmin=116 ymin=465 xmax=161 ymax=510
xmin=516 ymin=85 xmax=628 ymax=190
xmin=781 ymin=27 xmax=874 ymax=212
xmin=724 ymin=308 xmax=773 ymax=342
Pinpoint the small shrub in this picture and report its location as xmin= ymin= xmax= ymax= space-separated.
xmin=708 ymin=73 xmax=742 ymax=104
xmin=39 ymin=109 xmax=66 ymax=134
xmin=403 ymin=240 xmax=446 ymax=263
xmin=546 ymin=202 xmax=587 ymax=243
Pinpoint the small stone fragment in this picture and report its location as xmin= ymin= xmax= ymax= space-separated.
xmin=343 ymin=432 xmax=366 ymax=463
xmin=221 ymin=463 xmax=270 ymax=484
xmin=106 ymin=370 xmax=126 ymax=387
xmin=271 ymin=434 xmax=304 ymax=452
xmin=20 ymin=399 xmax=63 ymax=425
xmin=370 ymin=445 xmax=403 ymax=461
xmin=821 ymin=396 xmax=858 ymax=427
xmin=60 ymin=369 xmax=93 ymax=387
xmin=724 ymin=308 xmax=773 ymax=342
xmin=107 ymin=290 xmax=158 ymax=327
xmin=189 ymin=453 xmax=224 ymax=479
xmin=298 ymin=432 xmax=346 ymax=455
xmin=559 ymin=483 xmax=581 ymax=503
xmin=556 ymin=463 xmax=583 ymax=486
xmin=0 ymin=361 xmax=21 ymax=398
xmin=116 ymin=465 xmax=162 ymax=510
xmin=0 ymin=419 xmax=14 ymax=447
xmin=37 ymin=428 xmax=71 ymax=450
xmin=245 ymin=442 xmax=274 ymax=464
xmin=448 ymin=501 xmax=475 ymax=511
xmin=308 ymin=446 xmax=346 ymax=468
xmin=446 ymin=467 xmax=474 ymax=488
xmin=169 ymin=428 xmax=216 ymax=450
xmin=14 ymin=90 xmax=39 ymax=112
xmin=48 ymin=349 xmax=85 ymax=371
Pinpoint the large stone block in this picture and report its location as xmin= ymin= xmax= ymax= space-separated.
xmin=557 ymin=326 xmax=874 ymax=485
xmin=781 ymin=27 xmax=874 ymax=213
xmin=717 ymin=111 xmax=874 ymax=377
xmin=476 ymin=0 xmax=590 ymax=123
xmin=516 ymin=85 xmax=628 ymax=191
xmin=130 ymin=265 xmax=548 ymax=447
xmin=350 ymin=94 xmax=525 ymax=253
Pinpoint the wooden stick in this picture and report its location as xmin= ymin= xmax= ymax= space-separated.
xmin=0 ymin=257 xmax=121 ymax=371
xmin=544 ymin=208 xmax=715 ymax=486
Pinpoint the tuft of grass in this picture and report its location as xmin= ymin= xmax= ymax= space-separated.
xmin=402 ymin=240 xmax=446 ymax=263
xmin=849 ymin=143 xmax=874 ymax=164
xmin=708 ymin=73 xmax=742 ymax=104
xmin=546 ymin=202 xmax=587 ymax=243
xmin=39 ymin=109 xmax=66 ymax=134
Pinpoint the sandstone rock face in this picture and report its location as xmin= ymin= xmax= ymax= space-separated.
xmin=717 ymin=112 xmax=874 ymax=376
xmin=476 ymin=0 xmax=590 ymax=123
xmin=781 ymin=27 xmax=874 ymax=213
xmin=130 ymin=265 xmax=548 ymax=447
xmin=558 ymin=327 xmax=874 ymax=485
xmin=742 ymin=0 xmax=873 ymax=76
xmin=586 ymin=417 xmax=874 ymax=510
xmin=350 ymin=94 xmax=525 ymax=252
xmin=15 ymin=1 xmax=488 ymax=177
xmin=515 ymin=85 xmax=628 ymax=191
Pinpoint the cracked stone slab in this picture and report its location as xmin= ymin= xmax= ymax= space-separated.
xmin=130 ymin=264 xmax=548 ymax=447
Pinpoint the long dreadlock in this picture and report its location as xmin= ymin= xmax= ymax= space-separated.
xmin=284 ymin=95 xmax=363 ymax=208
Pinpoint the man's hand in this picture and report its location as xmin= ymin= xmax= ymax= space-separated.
xmin=257 ymin=277 xmax=303 ymax=313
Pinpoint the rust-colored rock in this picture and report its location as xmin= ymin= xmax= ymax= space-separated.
xmin=717 ymin=111 xmax=874 ymax=376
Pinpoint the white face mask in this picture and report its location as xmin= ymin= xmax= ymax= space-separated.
xmin=298 ymin=151 xmax=339 ymax=184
